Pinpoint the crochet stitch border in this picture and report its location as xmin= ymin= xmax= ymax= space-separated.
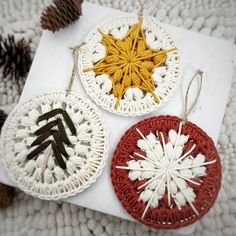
xmin=111 ymin=115 xmax=222 ymax=229
xmin=78 ymin=15 xmax=182 ymax=116
xmin=1 ymin=90 xmax=108 ymax=200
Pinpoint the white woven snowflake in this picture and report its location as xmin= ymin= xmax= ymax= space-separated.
xmin=116 ymin=122 xmax=216 ymax=219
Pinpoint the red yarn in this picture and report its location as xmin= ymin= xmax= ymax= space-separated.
xmin=110 ymin=115 xmax=222 ymax=229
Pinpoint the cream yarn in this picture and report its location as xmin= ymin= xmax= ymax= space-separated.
xmin=1 ymin=91 xmax=108 ymax=200
xmin=78 ymin=15 xmax=181 ymax=116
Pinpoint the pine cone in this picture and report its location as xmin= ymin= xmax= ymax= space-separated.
xmin=41 ymin=0 xmax=84 ymax=33
xmin=0 ymin=110 xmax=7 ymax=132
xmin=0 ymin=35 xmax=32 ymax=80
xmin=0 ymin=183 xmax=15 ymax=208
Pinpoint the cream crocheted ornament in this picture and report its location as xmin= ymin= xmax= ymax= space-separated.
xmin=78 ymin=15 xmax=181 ymax=116
xmin=1 ymin=91 xmax=108 ymax=200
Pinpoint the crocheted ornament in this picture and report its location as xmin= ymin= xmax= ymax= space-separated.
xmin=111 ymin=115 xmax=221 ymax=229
xmin=78 ymin=15 xmax=181 ymax=116
xmin=111 ymin=70 xmax=221 ymax=228
xmin=1 ymin=91 xmax=108 ymax=200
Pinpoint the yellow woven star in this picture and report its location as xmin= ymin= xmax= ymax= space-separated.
xmin=84 ymin=18 xmax=176 ymax=110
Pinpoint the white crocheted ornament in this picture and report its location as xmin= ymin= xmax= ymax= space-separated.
xmin=78 ymin=15 xmax=181 ymax=116
xmin=1 ymin=91 xmax=108 ymax=200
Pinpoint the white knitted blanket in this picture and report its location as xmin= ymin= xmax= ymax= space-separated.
xmin=0 ymin=0 xmax=236 ymax=235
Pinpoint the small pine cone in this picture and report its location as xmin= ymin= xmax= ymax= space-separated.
xmin=0 ymin=110 xmax=7 ymax=132
xmin=0 ymin=183 xmax=15 ymax=208
xmin=0 ymin=35 xmax=31 ymax=80
xmin=41 ymin=0 xmax=84 ymax=33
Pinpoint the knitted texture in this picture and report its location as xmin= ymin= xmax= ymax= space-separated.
xmin=111 ymin=115 xmax=221 ymax=229
xmin=0 ymin=0 xmax=236 ymax=235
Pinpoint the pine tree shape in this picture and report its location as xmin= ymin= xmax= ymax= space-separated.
xmin=27 ymin=108 xmax=76 ymax=169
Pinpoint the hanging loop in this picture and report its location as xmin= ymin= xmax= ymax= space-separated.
xmin=138 ymin=0 xmax=148 ymax=18
xmin=183 ymin=69 xmax=203 ymax=122
xmin=66 ymin=42 xmax=85 ymax=96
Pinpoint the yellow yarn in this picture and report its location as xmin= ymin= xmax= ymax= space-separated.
xmin=84 ymin=18 xmax=177 ymax=110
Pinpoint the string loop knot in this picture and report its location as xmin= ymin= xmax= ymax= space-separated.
xmin=183 ymin=69 xmax=203 ymax=123
xmin=66 ymin=43 xmax=85 ymax=96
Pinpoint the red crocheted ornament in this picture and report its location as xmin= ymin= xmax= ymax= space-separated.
xmin=111 ymin=115 xmax=222 ymax=229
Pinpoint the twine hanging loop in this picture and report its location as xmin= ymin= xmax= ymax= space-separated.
xmin=183 ymin=69 xmax=203 ymax=122
xmin=66 ymin=43 xmax=85 ymax=96
xmin=138 ymin=0 xmax=148 ymax=18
